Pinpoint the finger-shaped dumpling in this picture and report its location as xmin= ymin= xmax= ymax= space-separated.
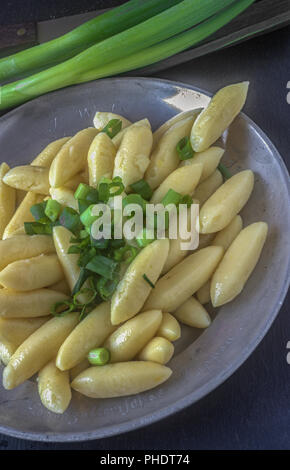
xmin=199 ymin=170 xmax=254 ymax=233
xmin=0 ymin=234 xmax=55 ymax=271
xmin=144 ymin=246 xmax=223 ymax=312
xmin=3 ymin=313 xmax=78 ymax=389
xmin=0 ymin=339 xmax=16 ymax=365
xmin=50 ymin=278 xmax=71 ymax=296
xmin=71 ymin=361 xmax=172 ymax=398
xmin=138 ymin=337 xmax=174 ymax=365
xmin=174 ymin=297 xmax=211 ymax=328
xmin=152 ymin=109 xmax=202 ymax=150
xmin=3 ymin=165 xmax=50 ymax=194
xmin=31 ymin=137 xmax=71 ymax=167
xmin=93 ymin=112 xmax=131 ymax=131
xmin=211 ymin=215 xmax=243 ymax=251
xmin=150 ymin=164 xmax=202 ymax=204
xmin=0 ymin=254 xmax=63 ymax=291
xmin=0 ymin=288 xmax=67 ymax=318
xmin=56 ymin=302 xmax=115 ymax=371
xmin=0 ymin=163 xmax=16 ymax=239
xmin=50 ymin=187 xmax=78 ymax=211
xmin=88 ymin=132 xmax=117 ymax=187
xmin=52 ymin=226 xmax=79 ymax=291
xmin=111 ymin=239 xmax=169 ymax=325
xmin=112 ymin=118 xmax=150 ymax=149
xmin=49 ymin=128 xmax=98 ymax=187
xmin=180 ymin=147 xmax=224 ymax=182
xmin=145 ymin=116 xmax=196 ymax=189
xmin=194 ymin=169 xmax=223 ymax=205
xmin=104 ymin=309 xmax=162 ymax=363
xmin=2 ymin=191 xmax=44 ymax=240
xmin=191 ymin=82 xmax=249 ymax=152
xmin=38 ymin=360 xmax=71 ymax=414
xmin=211 ymin=222 xmax=268 ymax=307
xmin=113 ymin=123 xmax=153 ymax=191
xmin=156 ymin=312 xmax=181 ymax=342
xmin=0 ymin=316 xmax=49 ymax=345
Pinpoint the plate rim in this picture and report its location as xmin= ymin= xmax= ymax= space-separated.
xmin=0 ymin=76 xmax=289 ymax=443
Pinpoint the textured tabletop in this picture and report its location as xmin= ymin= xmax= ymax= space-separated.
xmin=0 ymin=2 xmax=289 ymax=450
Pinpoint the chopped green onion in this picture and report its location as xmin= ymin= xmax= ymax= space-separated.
xmin=78 ymin=247 xmax=97 ymax=267
xmin=130 ymin=179 xmax=153 ymax=200
xmin=98 ymin=182 xmax=110 ymax=203
xmin=101 ymin=119 xmax=122 ymax=139
xmin=24 ymin=221 xmax=52 ymax=235
xmin=143 ymin=274 xmax=155 ymax=288
xmin=74 ymin=183 xmax=92 ymax=200
xmin=88 ymin=347 xmax=111 ymax=366
xmin=50 ymin=300 xmax=75 ymax=317
xmin=91 ymin=236 xmax=110 ymax=250
xmin=176 ymin=136 xmax=195 ymax=160
xmin=80 ymin=204 xmax=98 ymax=227
xmin=108 ymin=177 xmax=124 ymax=197
xmin=67 ymin=245 xmax=82 ymax=254
xmin=161 ymin=189 xmax=182 ymax=207
xmin=136 ymin=228 xmax=155 ymax=247
xmin=44 ymin=199 xmax=62 ymax=222
xmin=114 ymin=245 xmax=139 ymax=263
xmin=123 ymin=194 xmax=147 ymax=212
xmin=86 ymin=255 xmax=118 ymax=280
xmin=59 ymin=207 xmax=81 ymax=234
xmin=218 ymin=163 xmax=232 ymax=180
xmin=78 ymin=199 xmax=91 ymax=214
xmin=85 ymin=188 xmax=99 ymax=204
xmin=180 ymin=194 xmax=194 ymax=207
xmin=30 ymin=202 xmax=49 ymax=223
xmin=110 ymin=238 xmax=126 ymax=249
xmin=72 ymin=268 xmax=90 ymax=296
xmin=73 ymin=287 xmax=97 ymax=307
xmin=96 ymin=276 xmax=119 ymax=301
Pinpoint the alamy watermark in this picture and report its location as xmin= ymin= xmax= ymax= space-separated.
xmin=90 ymin=196 xmax=200 ymax=250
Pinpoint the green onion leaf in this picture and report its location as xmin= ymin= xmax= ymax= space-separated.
xmin=109 ymin=177 xmax=124 ymax=197
xmin=91 ymin=236 xmax=110 ymax=250
xmin=59 ymin=207 xmax=81 ymax=234
xmin=101 ymin=119 xmax=122 ymax=138
xmin=180 ymin=194 xmax=193 ymax=207
xmin=73 ymin=287 xmax=97 ymax=307
xmin=85 ymin=188 xmax=99 ymax=204
xmin=113 ymin=244 xmax=139 ymax=263
xmin=123 ymin=193 xmax=147 ymax=212
xmin=50 ymin=300 xmax=75 ymax=317
xmin=74 ymin=183 xmax=92 ymax=200
xmin=88 ymin=347 xmax=111 ymax=366
xmin=67 ymin=245 xmax=82 ymax=254
xmin=30 ymin=202 xmax=49 ymax=223
xmin=218 ymin=163 xmax=231 ymax=180
xmin=24 ymin=221 xmax=52 ymax=235
xmin=72 ymin=268 xmax=90 ymax=296
xmin=86 ymin=255 xmax=118 ymax=280
xmin=45 ymin=199 xmax=62 ymax=222
xmin=78 ymin=247 xmax=97 ymax=267
xmin=78 ymin=199 xmax=91 ymax=214
xmin=96 ymin=276 xmax=119 ymax=301
xmin=130 ymin=179 xmax=153 ymax=200
xmin=143 ymin=274 xmax=155 ymax=288
xmin=80 ymin=204 xmax=98 ymax=227
xmin=161 ymin=188 xmax=182 ymax=207
xmin=176 ymin=136 xmax=195 ymax=160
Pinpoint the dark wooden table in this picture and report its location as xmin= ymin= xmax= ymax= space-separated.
xmin=0 ymin=2 xmax=289 ymax=450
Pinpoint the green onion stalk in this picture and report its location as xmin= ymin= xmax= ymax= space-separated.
xmin=80 ymin=0 xmax=255 ymax=82
xmin=0 ymin=0 xmax=182 ymax=82
xmin=0 ymin=0 xmax=240 ymax=110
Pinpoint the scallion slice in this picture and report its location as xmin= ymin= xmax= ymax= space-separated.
xmin=123 ymin=193 xmax=147 ymax=212
xmin=218 ymin=163 xmax=232 ymax=180
xmin=143 ymin=274 xmax=155 ymax=288
xmin=161 ymin=188 xmax=182 ymax=207
xmin=45 ymin=198 xmax=62 ymax=222
xmin=101 ymin=119 xmax=122 ymax=138
xmin=96 ymin=276 xmax=119 ymax=301
xmin=136 ymin=228 xmax=155 ymax=248
xmin=30 ymin=202 xmax=49 ymax=223
xmin=130 ymin=179 xmax=153 ymax=200
xmin=176 ymin=136 xmax=195 ymax=160
xmin=59 ymin=207 xmax=81 ymax=234
xmin=88 ymin=347 xmax=111 ymax=366
xmin=86 ymin=255 xmax=118 ymax=280
xmin=80 ymin=204 xmax=98 ymax=227
xmin=74 ymin=183 xmax=92 ymax=200
xmin=24 ymin=221 xmax=52 ymax=235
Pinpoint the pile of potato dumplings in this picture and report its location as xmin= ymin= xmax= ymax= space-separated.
xmin=0 ymin=82 xmax=268 ymax=414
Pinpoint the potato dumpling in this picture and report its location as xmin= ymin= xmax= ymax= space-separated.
xmin=71 ymin=361 xmax=172 ymax=398
xmin=180 ymin=147 xmax=224 ymax=182
xmin=3 ymin=165 xmax=50 ymax=194
xmin=211 ymin=222 xmax=268 ymax=307
xmin=111 ymin=239 xmax=169 ymax=325
xmin=194 ymin=169 xmax=223 ymax=206
xmin=144 ymin=246 xmax=223 ymax=312
xmin=0 ymin=288 xmax=67 ymax=318
xmin=191 ymin=82 xmax=249 ymax=152
xmin=199 ymin=170 xmax=254 ymax=233
xmin=0 ymin=234 xmax=55 ymax=271
xmin=174 ymin=297 xmax=211 ymax=328
xmin=138 ymin=337 xmax=174 ymax=365
xmin=88 ymin=132 xmax=116 ymax=187
xmin=0 ymin=163 xmax=16 ymax=238
xmin=38 ymin=360 xmax=71 ymax=414
xmin=157 ymin=312 xmax=181 ymax=342
xmin=93 ymin=112 xmax=131 ymax=131
xmin=2 ymin=191 xmax=43 ymax=240
xmin=104 ymin=310 xmax=162 ymax=363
